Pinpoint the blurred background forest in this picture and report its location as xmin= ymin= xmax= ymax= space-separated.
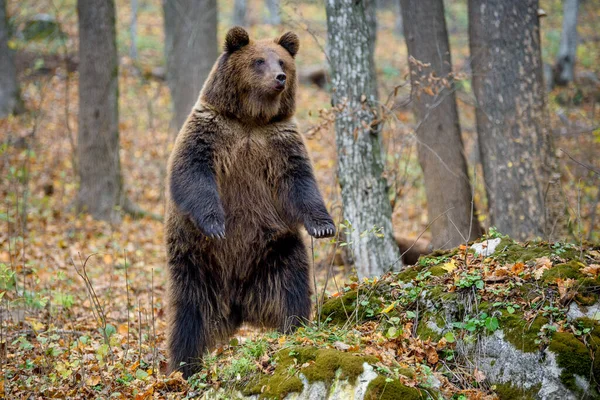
xmin=0 ymin=0 xmax=599 ymax=397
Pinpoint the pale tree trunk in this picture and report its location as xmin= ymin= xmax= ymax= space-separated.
xmin=554 ymin=0 xmax=580 ymax=86
xmin=265 ymin=0 xmax=280 ymax=25
xmin=76 ymin=0 xmax=124 ymax=221
xmin=232 ymin=0 xmax=246 ymax=27
xmin=401 ymin=0 xmax=482 ymax=249
xmin=326 ymin=0 xmax=402 ymax=278
xmin=469 ymin=0 xmax=563 ymax=240
xmin=163 ymin=0 xmax=218 ymax=132
xmin=0 ymin=0 xmax=23 ymax=118
xmin=130 ymin=0 xmax=138 ymax=62
xmin=394 ymin=1 xmax=403 ymax=37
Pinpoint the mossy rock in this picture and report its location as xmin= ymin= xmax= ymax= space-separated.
xmin=548 ymin=332 xmax=594 ymax=393
xmin=320 ymin=290 xmax=358 ymax=325
xmin=494 ymin=383 xmax=540 ymax=400
xmin=244 ymin=346 xmax=377 ymax=399
xmin=396 ymin=265 xmax=425 ymax=282
xmin=365 ymin=376 xmax=425 ymax=400
xmin=500 ymin=312 xmax=548 ymax=353
xmin=495 ymin=238 xmax=581 ymax=265
xmin=542 ymin=260 xmax=585 ymax=284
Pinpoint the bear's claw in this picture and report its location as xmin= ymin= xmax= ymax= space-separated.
xmin=306 ymin=220 xmax=336 ymax=239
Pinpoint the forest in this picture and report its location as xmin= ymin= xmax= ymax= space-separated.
xmin=1 ymin=0 xmax=599 ymax=398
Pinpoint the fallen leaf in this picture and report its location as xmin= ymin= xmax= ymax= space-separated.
xmin=334 ymin=341 xmax=351 ymax=351
xmin=442 ymin=259 xmax=457 ymax=273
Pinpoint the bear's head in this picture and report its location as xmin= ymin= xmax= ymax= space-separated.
xmin=200 ymin=27 xmax=299 ymax=124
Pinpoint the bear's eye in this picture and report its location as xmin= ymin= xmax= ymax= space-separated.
xmin=278 ymin=60 xmax=284 ymax=68
xmin=255 ymin=58 xmax=265 ymax=66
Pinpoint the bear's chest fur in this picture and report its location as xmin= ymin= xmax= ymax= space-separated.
xmin=211 ymin=122 xmax=296 ymax=244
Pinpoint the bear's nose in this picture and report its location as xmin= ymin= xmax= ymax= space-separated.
xmin=276 ymin=74 xmax=286 ymax=84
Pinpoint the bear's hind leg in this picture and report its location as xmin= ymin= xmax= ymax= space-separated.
xmin=168 ymin=255 xmax=238 ymax=378
xmin=243 ymin=234 xmax=312 ymax=333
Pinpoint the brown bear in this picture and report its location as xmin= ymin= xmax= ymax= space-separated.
xmin=165 ymin=27 xmax=335 ymax=378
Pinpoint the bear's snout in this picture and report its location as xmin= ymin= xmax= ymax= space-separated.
xmin=274 ymin=73 xmax=286 ymax=91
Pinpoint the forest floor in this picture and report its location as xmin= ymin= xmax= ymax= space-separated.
xmin=1 ymin=0 xmax=599 ymax=398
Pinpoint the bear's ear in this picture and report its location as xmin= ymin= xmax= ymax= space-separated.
xmin=277 ymin=32 xmax=299 ymax=58
xmin=224 ymin=26 xmax=250 ymax=53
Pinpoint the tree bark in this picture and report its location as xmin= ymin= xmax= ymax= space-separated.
xmin=469 ymin=0 xmax=563 ymax=240
xmin=130 ymin=0 xmax=138 ymax=62
xmin=553 ymin=0 xmax=580 ymax=86
xmin=0 ymin=0 xmax=23 ymax=118
xmin=326 ymin=0 xmax=402 ymax=278
xmin=232 ymin=0 xmax=247 ymax=27
xmin=401 ymin=0 xmax=482 ymax=249
xmin=163 ymin=0 xmax=218 ymax=132
xmin=265 ymin=0 xmax=280 ymax=25
xmin=76 ymin=0 xmax=124 ymax=221
xmin=394 ymin=1 xmax=403 ymax=37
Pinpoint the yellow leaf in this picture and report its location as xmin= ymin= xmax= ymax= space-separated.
xmin=382 ymin=301 xmax=397 ymax=314
xmin=442 ymin=259 xmax=457 ymax=272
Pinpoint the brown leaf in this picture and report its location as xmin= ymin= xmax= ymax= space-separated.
xmin=474 ymin=368 xmax=486 ymax=383
xmin=425 ymin=346 xmax=439 ymax=364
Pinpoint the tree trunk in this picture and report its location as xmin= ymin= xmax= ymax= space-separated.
xmin=394 ymin=1 xmax=403 ymax=37
xmin=553 ymin=0 xmax=580 ymax=86
xmin=265 ymin=0 xmax=280 ymax=25
xmin=469 ymin=0 xmax=562 ymax=240
xmin=76 ymin=0 xmax=124 ymax=221
xmin=326 ymin=0 xmax=402 ymax=278
xmin=163 ymin=0 xmax=218 ymax=132
xmin=0 ymin=0 xmax=23 ymax=118
xmin=130 ymin=0 xmax=138 ymax=62
xmin=401 ymin=0 xmax=482 ymax=249
xmin=232 ymin=0 xmax=247 ymax=27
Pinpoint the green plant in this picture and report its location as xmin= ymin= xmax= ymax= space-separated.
xmin=453 ymin=312 xmax=499 ymax=333
xmin=456 ymin=271 xmax=484 ymax=290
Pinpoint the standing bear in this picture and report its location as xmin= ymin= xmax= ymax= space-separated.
xmin=165 ymin=27 xmax=336 ymax=378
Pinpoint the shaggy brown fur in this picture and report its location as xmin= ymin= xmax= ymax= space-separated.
xmin=165 ymin=27 xmax=335 ymax=378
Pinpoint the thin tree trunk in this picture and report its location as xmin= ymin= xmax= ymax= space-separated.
xmin=265 ymin=0 xmax=280 ymax=25
xmin=326 ymin=0 xmax=402 ymax=278
xmin=469 ymin=0 xmax=563 ymax=240
xmin=394 ymin=1 xmax=403 ymax=37
xmin=0 ymin=0 xmax=23 ymax=118
xmin=232 ymin=0 xmax=247 ymax=27
xmin=76 ymin=0 xmax=123 ymax=221
xmin=554 ymin=0 xmax=580 ymax=86
xmin=130 ymin=0 xmax=138 ymax=62
xmin=163 ymin=0 xmax=218 ymax=132
xmin=401 ymin=0 xmax=482 ymax=249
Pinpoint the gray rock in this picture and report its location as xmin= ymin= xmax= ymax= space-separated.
xmin=470 ymin=238 xmax=502 ymax=257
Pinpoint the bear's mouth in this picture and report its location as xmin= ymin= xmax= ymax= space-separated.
xmin=273 ymin=81 xmax=286 ymax=92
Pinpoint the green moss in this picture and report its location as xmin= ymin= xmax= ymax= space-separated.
xmin=495 ymin=239 xmax=581 ymax=265
xmin=428 ymin=265 xmax=448 ymax=277
xmin=500 ymin=312 xmax=548 ymax=353
xmin=301 ymin=348 xmax=377 ymax=383
xmin=542 ymin=260 xmax=584 ymax=283
xmin=244 ymin=346 xmax=378 ymax=398
xmin=396 ymin=265 xmax=424 ymax=282
xmin=320 ymin=291 xmax=357 ymax=324
xmin=427 ymin=286 xmax=458 ymax=303
xmin=396 ymin=367 xmax=416 ymax=379
xmin=575 ymin=292 xmax=599 ymax=306
xmin=244 ymin=373 xmax=303 ymax=399
xmin=548 ymin=332 xmax=592 ymax=393
xmin=494 ymin=383 xmax=540 ymax=400
xmin=365 ymin=376 xmax=424 ymax=400
xmin=242 ymin=349 xmax=304 ymax=399
xmin=416 ymin=317 xmax=443 ymax=342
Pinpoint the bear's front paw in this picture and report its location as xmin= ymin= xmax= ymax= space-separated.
xmin=305 ymin=219 xmax=336 ymax=239
xmin=196 ymin=214 xmax=226 ymax=239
